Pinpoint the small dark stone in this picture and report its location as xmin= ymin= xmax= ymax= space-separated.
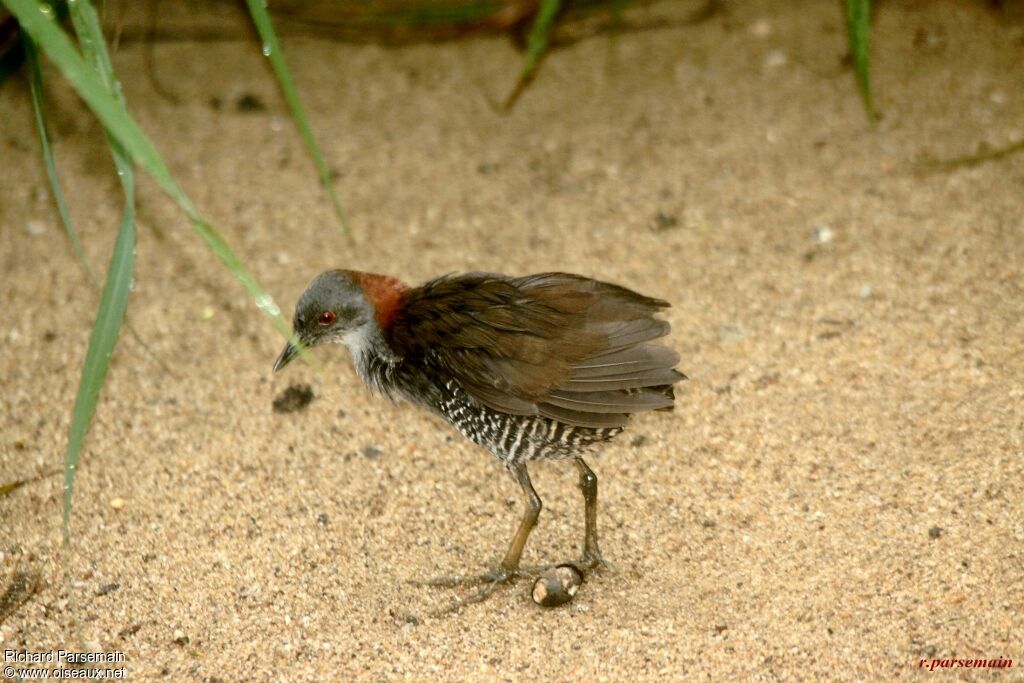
xmin=142 ymin=553 xmax=157 ymax=562
xmin=96 ymin=582 xmax=120 ymax=596
xmin=119 ymin=623 xmax=141 ymax=638
xmin=928 ymin=526 xmax=944 ymax=539
xmin=714 ymin=623 xmax=728 ymax=635
xmin=362 ymin=445 xmax=383 ymax=459
xmin=317 ymin=512 xmax=330 ymax=527
xmin=172 ymin=632 xmax=189 ymax=646
xmin=629 ymin=435 xmax=647 ymax=448
xmin=273 ymin=384 xmax=315 ymax=413
xmin=651 ymin=211 xmax=679 ymax=231
xmin=43 ymin=331 xmax=57 ymax=342
xmin=532 ymin=564 xmax=583 ymax=608
xmin=236 ymin=93 xmax=266 ymax=112
xmin=701 ymin=518 xmax=717 ymax=528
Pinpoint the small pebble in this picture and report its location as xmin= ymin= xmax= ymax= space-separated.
xmin=651 ymin=211 xmax=679 ymax=232
xmin=362 ymin=445 xmax=383 ymax=459
xmin=718 ymin=324 xmax=745 ymax=343
xmin=811 ymin=225 xmax=834 ymax=243
xmin=273 ymin=384 xmax=315 ymax=413
xmin=748 ymin=19 xmax=773 ymax=38
xmin=200 ymin=306 xmax=216 ymax=320
xmin=236 ymin=93 xmax=266 ymax=112
xmin=532 ymin=564 xmax=583 ymax=608
xmin=24 ymin=220 xmax=46 ymax=236
xmin=109 ymin=497 xmax=125 ymax=510
xmin=763 ymin=50 xmax=788 ymax=69
xmin=172 ymin=630 xmax=189 ymax=646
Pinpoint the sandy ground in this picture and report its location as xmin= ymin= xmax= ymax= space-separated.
xmin=2 ymin=0 xmax=1023 ymax=679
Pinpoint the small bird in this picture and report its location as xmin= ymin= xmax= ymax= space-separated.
xmin=274 ymin=270 xmax=685 ymax=606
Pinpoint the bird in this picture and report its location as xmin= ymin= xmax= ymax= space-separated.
xmin=273 ymin=270 xmax=685 ymax=608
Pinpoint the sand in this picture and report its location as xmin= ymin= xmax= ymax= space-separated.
xmin=2 ymin=0 xmax=1022 ymax=679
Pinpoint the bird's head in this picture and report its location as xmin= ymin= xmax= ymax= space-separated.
xmin=273 ymin=270 xmax=406 ymax=372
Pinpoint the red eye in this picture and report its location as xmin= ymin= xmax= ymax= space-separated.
xmin=317 ymin=311 xmax=336 ymax=326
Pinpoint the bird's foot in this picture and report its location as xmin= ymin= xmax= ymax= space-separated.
xmin=409 ymin=564 xmax=537 ymax=588
xmin=573 ymin=551 xmax=612 ymax=573
xmin=409 ymin=564 xmax=536 ymax=617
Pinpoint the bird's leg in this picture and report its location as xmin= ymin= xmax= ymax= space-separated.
xmin=410 ymin=462 xmax=543 ymax=597
xmin=574 ymin=458 xmax=609 ymax=571
xmin=497 ymin=460 xmax=543 ymax=575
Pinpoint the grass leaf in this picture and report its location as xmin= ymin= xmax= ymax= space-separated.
xmin=24 ymin=33 xmax=97 ymax=285
xmin=6 ymin=0 xmax=290 ymax=335
xmin=61 ymin=184 xmax=135 ymax=546
xmin=843 ymin=0 xmax=873 ymax=118
xmin=505 ymin=0 xmax=562 ymax=107
xmin=60 ymin=0 xmax=137 ymax=547
xmin=244 ymin=0 xmax=349 ymax=233
xmin=6 ymin=0 xmax=300 ymax=542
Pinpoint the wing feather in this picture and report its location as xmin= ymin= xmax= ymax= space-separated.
xmin=387 ymin=272 xmax=684 ymax=427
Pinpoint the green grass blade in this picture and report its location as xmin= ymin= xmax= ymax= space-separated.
xmin=843 ymin=0 xmax=873 ymax=118
xmin=61 ymin=189 xmax=135 ymax=547
xmin=6 ymin=0 xmax=187 ymax=209
xmin=59 ymin=0 xmax=138 ymax=546
xmin=7 ymin=0 xmax=301 ymax=538
xmin=23 ymin=33 xmax=97 ymax=285
xmin=506 ymin=0 xmax=562 ymax=107
xmin=244 ymin=0 xmax=348 ymax=233
xmin=6 ymin=0 xmax=292 ymax=336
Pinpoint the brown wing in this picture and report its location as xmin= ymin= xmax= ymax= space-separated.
xmin=387 ymin=272 xmax=685 ymax=428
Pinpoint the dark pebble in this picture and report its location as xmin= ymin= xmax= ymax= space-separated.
xmin=96 ymin=582 xmax=120 ymax=596
xmin=928 ymin=526 xmax=944 ymax=539
xmin=273 ymin=384 xmax=315 ymax=413
xmin=362 ymin=445 xmax=383 ymax=459
xmin=236 ymin=93 xmax=266 ymax=112
xmin=532 ymin=564 xmax=583 ymax=608
xmin=651 ymin=211 xmax=679 ymax=231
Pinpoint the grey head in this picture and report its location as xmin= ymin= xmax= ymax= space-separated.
xmin=272 ymin=270 xmax=376 ymax=372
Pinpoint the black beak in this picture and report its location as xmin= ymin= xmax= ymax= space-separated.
xmin=273 ymin=340 xmax=300 ymax=373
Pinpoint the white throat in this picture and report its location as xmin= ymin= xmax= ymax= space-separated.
xmin=340 ymin=324 xmax=399 ymax=393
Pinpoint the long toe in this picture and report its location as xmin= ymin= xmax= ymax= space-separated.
xmin=409 ymin=565 xmax=521 ymax=588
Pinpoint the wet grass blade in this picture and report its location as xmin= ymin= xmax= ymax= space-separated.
xmin=506 ymin=0 xmax=562 ymax=107
xmin=6 ymin=0 xmax=291 ymax=336
xmin=843 ymin=0 xmax=873 ymax=118
xmin=24 ymin=34 xmax=97 ymax=285
xmin=61 ymin=209 xmax=134 ymax=546
xmin=61 ymin=0 xmax=137 ymax=547
xmin=244 ymin=0 xmax=348 ymax=233
xmin=7 ymin=0 xmax=302 ymax=541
